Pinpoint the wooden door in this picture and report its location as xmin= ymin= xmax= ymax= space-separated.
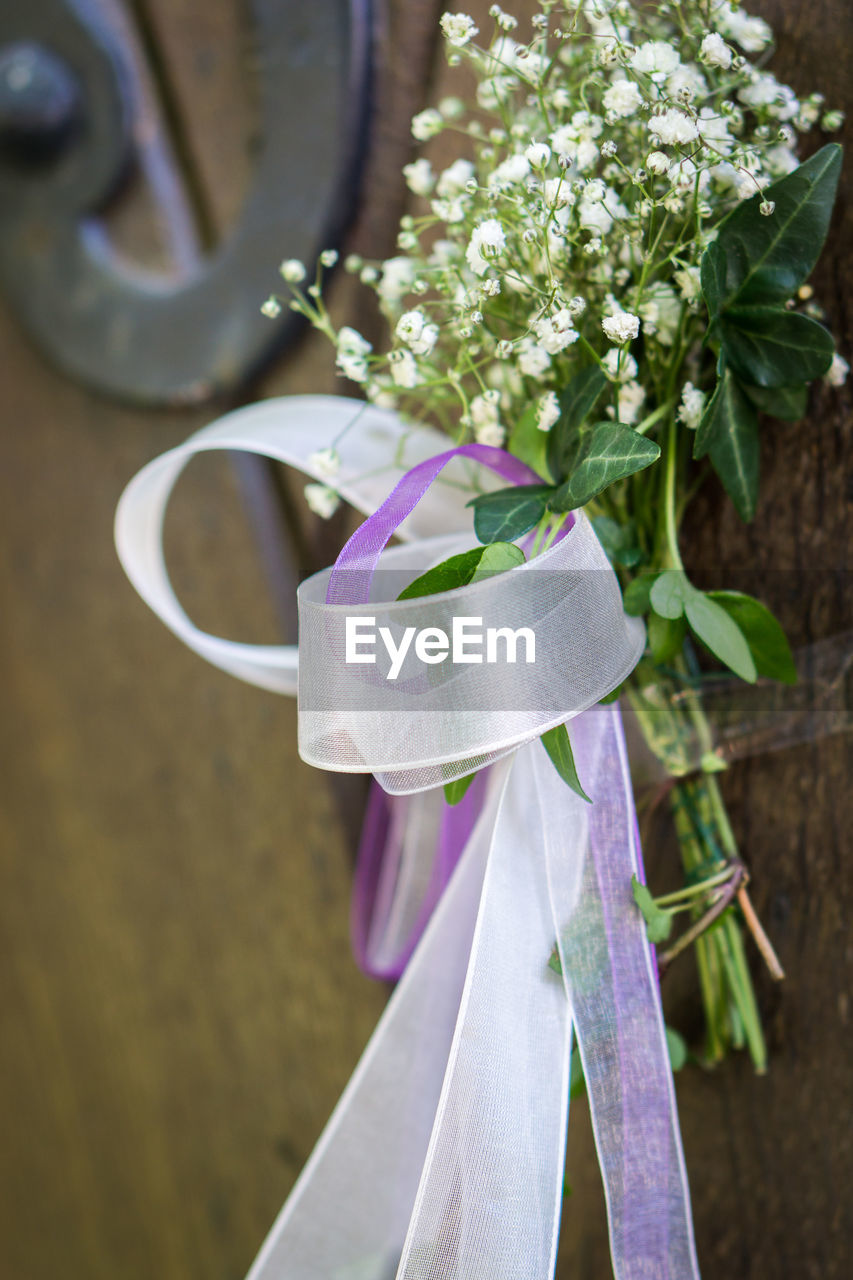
xmin=0 ymin=4 xmax=849 ymax=1280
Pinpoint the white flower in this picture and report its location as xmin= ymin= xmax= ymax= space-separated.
xmin=602 ymin=310 xmax=640 ymax=344
xmin=440 ymin=11 xmax=478 ymax=46
xmin=825 ymin=352 xmax=849 ymax=387
xmin=715 ymin=3 xmax=772 ymax=53
xmin=465 ymin=218 xmax=506 ymax=275
xmin=613 ymin=380 xmax=646 ymax=425
xmin=431 ymin=197 xmax=466 ymax=224
xmin=396 ymin=309 xmax=426 ymax=345
xmin=489 ymin=5 xmax=517 ymax=32
xmin=304 ymin=483 xmax=340 ymax=519
xmin=488 ymin=152 xmax=530 ymax=187
xmin=666 ymin=63 xmax=708 ymax=102
xmin=402 ymin=157 xmax=434 ymax=196
xmin=700 ymin=32 xmax=732 ymax=69
xmin=602 ymin=349 xmax=638 ymax=383
xmin=603 ymin=78 xmax=643 ymax=119
xmin=639 ymin=282 xmax=681 ymax=345
xmin=646 ymin=150 xmax=670 ymax=175
xmin=525 ymin=140 xmax=551 ymax=168
xmin=648 ymin=109 xmax=700 ymax=146
xmin=536 ymin=390 xmax=561 ymax=432
xmin=568 ymin=296 xmax=586 ymax=317
xmin=469 ymin=391 xmax=505 ymax=445
xmin=534 ymin=311 xmax=580 ymax=354
xmin=308 ymin=447 xmax=340 ymax=479
xmin=697 ymin=108 xmax=734 ymax=155
xmin=668 ymin=156 xmax=709 ymax=194
xmin=389 ymin=350 xmax=421 ymax=388
xmin=579 ymin=197 xmax=614 ymax=236
xmin=335 ymin=326 xmax=372 ymax=383
xmin=411 ymin=108 xmax=443 ymax=141
xmin=377 ymin=256 xmax=416 ymax=307
xmin=280 ymin=258 xmax=306 ymax=283
xmin=260 ymin=297 xmax=281 ymax=318
xmin=437 ymin=157 xmax=475 ymax=196
xmin=584 ymin=178 xmax=606 ymax=203
xmin=518 ymin=338 xmax=551 ymax=377
xmin=319 ymin=249 xmax=338 ymax=268
xmin=675 ymin=266 xmax=702 ymax=304
xmin=678 ymin=382 xmax=706 ymax=429
xmin=630 ymin=40 xmax=680 ymax=81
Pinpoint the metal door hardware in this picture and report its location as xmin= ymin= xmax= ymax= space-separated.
xmin=0 ymin=0 xmax=372 ymax=404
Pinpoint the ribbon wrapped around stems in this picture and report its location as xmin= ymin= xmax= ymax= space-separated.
xmin=115 ymin=395 xmax=701 ymax=1280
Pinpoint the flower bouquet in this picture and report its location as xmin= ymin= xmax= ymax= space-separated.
xmin=116 ymin=2 xmax=846 ymax=1278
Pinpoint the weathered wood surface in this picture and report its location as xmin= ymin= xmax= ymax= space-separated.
xmin=0 ymin=2 xmax=849 ymax=1279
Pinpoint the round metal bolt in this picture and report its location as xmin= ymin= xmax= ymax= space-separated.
xmin=0 ymin=41 xmax=81 ymax=162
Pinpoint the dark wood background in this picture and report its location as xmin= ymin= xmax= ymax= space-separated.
xmin=0 ymin=3 xmax=849 ymax=1278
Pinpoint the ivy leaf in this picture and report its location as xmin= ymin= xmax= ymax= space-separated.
xmin=683 ymin=592 xmax=757 ymax=683
xmin=398 ymin=542 xmax=523 ymax=600
xmin=707 ymin=591 xmax=797 ymax=684
xmin=650 ymin=570 xmax=692 ymax=619
xmin=548 ymin=423 xmax=660 ymax=512
xmin=467 ymin=484 xmax=553 ymax=544
xmin=720 ymin=307 xmax=835 ymax=388
xmin=592 ymin=516 xmax=643 ymax=568
xmin=648 ymin=612 xmax=687 ymax=664
xmin=631 ymin=875 xmax=673 ymax=944
xmin=444 ymin=772 xmax=477 ymax=806
xmin=741 ymin=381 xmax=809 ymax=422
xmin=706 ymin=144 xmax=842 ymax=311
xmin=694 ymin=366 xmax=760 ymax=521
xmin=622 ymin=573 xmax=660 ymax=617
xmin=508 ymin=401 xmax=552 ymax=481
xmin=666 ymin=1027 xmax=688 ymax=1071
xmin=548 ymin=365 xmax=609 ymax=481
xmin=540 ymin=723 xmax=591 ymax=803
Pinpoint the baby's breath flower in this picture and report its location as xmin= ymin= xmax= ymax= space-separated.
xmin=822 ymin=110 xmax=844 ymax=131
xmin=377 ymin=256 xmax=416 ymax=307
xmin=308 ymin=447 xmax=341 ymax=478
xmin=469 ymin=391 xmax=505 ymax=445
xmin=389 ymin=349 xmax=421 ymax=388
xmin=646 ymin=150 xmax=670 ymax=175
xmin=759 ymin=199 xmax=775 ymax=217
xmin=613 ymin=380 xmax=645 ymax=425
xmin=602 ymin=310 xmax=641 ymax=344
xmin=517 ymin=337 xmax=551 ymax=377
xmin=630 ymin=40 xmax=680 ymax=82
xmin=411 ymin=108 xmax=444 ymax=141
xmin=603 ymin=78 xmax=643 ymax=119
xmin=534 ymin=310 xmax=580 ymax=354
xmin=525 ymin=140 xmax=551 ymax=168
xmin=648 ymin=109 xmax=700 ymax=146
xmin=568 ymin=296 xmax=586 ymax=317
xmin=602 ymin=349 xmax=638 ymax=382
xmin=715 ymin=3 xmax=772 ymax=54
xmin=825 ymin=352 xmax=849 ymax=386
xmin=344 ymin=253 xmax=363 ymax=273
xmin=601 ymin=140 xmax=618 ymax=158
xmin=335 ymin=326 xmax=372 ymax=384
xmin=403 ymin=157 xmax=434 ymax=196
xmin=700 ymin=32 xmax=732 ymax=70
xmin=261 ymin=297 xmax=281 ymax=318
xmin=304 ymin=483 xmax=340 ymax=519
xmin=675 ymin=266 xmax=702 ymax=305
xmin=438 ymin=95 xmax=465 ymax=119
xmin=678 ymin=382 xmax=706 ymax=429
xmin=439 ymin=11 xmax=479 ymax=46
xmin=536 ymin=390 xmax=561 ymax=432
xmin=489 ymin=5 xmax=517 ymax=32
xmin=465 ymin=218 xmax=506 ymax=275
xmin=320 ymin=249 xmax=338 ymax=268
xmin=280 ymin=258 xmax=306 ymax=283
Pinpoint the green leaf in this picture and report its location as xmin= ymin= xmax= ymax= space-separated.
xmin=541 ymin=723 xmax=592 ymax=803
xmin=548 ymin=422 xmax=660 ymax=512
xmin=398 ymin=542 xmax=523 ymax=599
xmin=741 ymin=381 xmax=809 ymax=422
xmin=700 ymin=238 xmax=728 ymax=319
xmin=694 ymin=367 xmax=760 ymax=521
xmin=708 ymin=144 xmax=842 ymax=310
xmin=650 ymin=570 xmax=692 ymax=619
xmin=591 ymin=516 xmax=643 ymax=568
xmin=622 ymin=573 xmax=660 ymax=617
xmin=683 ymin=592 xmax=757 ymax=683
xmin=631 ymin=875 xmax=673 ymax=944
xmin=508 ymin=402 xmax=552 ymax=481
xmin=569 ymin=1048 xmax=586 ymax=1100
xmin=720 ymin=307 xmax=834 ymax=388
xmin=467 ymin=484 xmax=552 ymax=544
xmin=444 ymin=772 xmax=477 ymax=806
xmin=548 ymin=365 xmax=609 ymax=481
xmin=469 ymin=540 xmax=526 ymax=582
xmin=598 ymin=682 xmax=624 ymax=705
xmin=707 ymin=591 xmax=797 ymax=684
xmin=666 ymin=1027 xmax=688 ymax=1072
xmin=648 ymin=612 xmax=687 ymax=664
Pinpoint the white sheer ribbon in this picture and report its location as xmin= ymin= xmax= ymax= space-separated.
xmin=114 ymin=395 xmax=700 ymax=1280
